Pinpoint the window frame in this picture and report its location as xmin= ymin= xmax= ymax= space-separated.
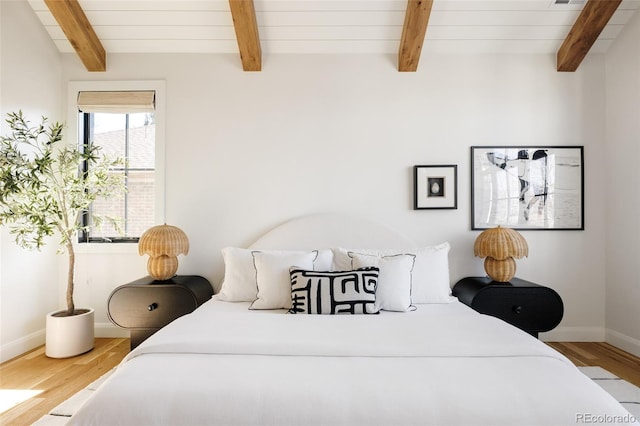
xmin=67 ymin=81 xmax=166 ymax=249
xmin=78 ymin=111 xmax=156 ymax=243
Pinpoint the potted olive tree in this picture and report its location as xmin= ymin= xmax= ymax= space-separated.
xmin=0 ymin=111 xmax=125 ymax=358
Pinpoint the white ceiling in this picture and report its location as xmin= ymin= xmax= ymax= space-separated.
xmin=28 ymin=0 xmax=640 ymax=55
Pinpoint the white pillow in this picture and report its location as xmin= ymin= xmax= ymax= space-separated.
xmin=250 ymin=250 xmax=318 ymax=310
xmin=215 ymin=247 xmax=257 ymax=302
xmin=332 ymin=243 xmax=454 ymax=304
xmin=350 ymin=253 xmax=415 ymax=312
xmin=407 ymin=243 xmax=454 ymax=304
xmin=216 ymin=248 xmax=333 ymax=302
xmin=312 ymin=249 xmax=334 ymax=271
xmin=332 ymin=247 xmax=375 ymax=270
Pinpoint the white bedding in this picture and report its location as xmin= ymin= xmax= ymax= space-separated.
xmin=70 ymin=300 xmax=636 ymax=425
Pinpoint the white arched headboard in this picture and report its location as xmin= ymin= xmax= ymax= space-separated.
xmin=249 ymin=213 xmax=415 ymax=250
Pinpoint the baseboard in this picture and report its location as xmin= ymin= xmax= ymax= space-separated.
xmin=95 ymin=322 xmax=129 ymax=338
xmin=0 ymin=329 xmax=45 ymax=363
xmin=540 ymin=326 xmax=606 ymax=342
xmin=606 ymin=329 xmax=640 ymax=358
xmin=1 ymin=324 xmax=128 ymax=363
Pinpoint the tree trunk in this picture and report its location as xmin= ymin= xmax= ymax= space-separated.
xmin=66 ymin=241 xmax=75 ymax=316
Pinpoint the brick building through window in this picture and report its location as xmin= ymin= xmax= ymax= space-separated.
xmin=80 ymin=112 xmax=155 ymax=242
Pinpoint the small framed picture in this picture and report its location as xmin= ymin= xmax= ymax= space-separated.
xmin=413 ymin=165 xmax=458 ymax=210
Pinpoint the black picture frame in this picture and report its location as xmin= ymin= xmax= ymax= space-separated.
xmin=471 ymin=146 xmax=584 ymax=230
xmin=414 ymin=165 xmax=458 ymax=210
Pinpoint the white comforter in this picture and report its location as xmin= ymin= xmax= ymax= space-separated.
xmin=70 ymin=300 xmax=635 ymax=425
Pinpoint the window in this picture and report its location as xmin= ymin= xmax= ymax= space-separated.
xmin=77 ymin=91 xmax=157 ymax=243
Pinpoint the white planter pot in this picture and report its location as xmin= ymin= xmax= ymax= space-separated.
xmin=45 ymin=308 xmax=95 ymax=358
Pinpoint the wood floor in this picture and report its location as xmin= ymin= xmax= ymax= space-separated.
xmin=1 ymin=339 xmax=638 ymax=425
xmin=0 ymin=338 xmax=129 ymax=426
xmin=547 ymin=341 xmax=640 ymax=388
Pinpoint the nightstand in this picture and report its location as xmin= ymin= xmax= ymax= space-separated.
xmin=108 ymin=275 xmax=213 ymax=349
xmin=452 ymin=276 xmax=563 ymax=337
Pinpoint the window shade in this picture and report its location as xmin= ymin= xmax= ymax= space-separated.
xmin=77 ymin=91 xmax=155 ymax=113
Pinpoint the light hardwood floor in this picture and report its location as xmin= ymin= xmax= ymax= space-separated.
xmin=0 ymin=338 xmax=129 ymax=426
xmin=547 ymin=341 xmax=640 ymax=387
xmin=1 ymin=339 xmax=638 ymax=425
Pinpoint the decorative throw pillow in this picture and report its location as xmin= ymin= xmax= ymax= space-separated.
xmin=289 ymin=268 xmax=379 ymax=315
xmin=216 ymin=247 xmax=332 ymax=302
xmin=331 ymin=243 xmax=454 ymax=304
xmin=349 ymin=253 xmax=416 ymax=312
xmin=249 ymin=250 xmax=318 ymax=310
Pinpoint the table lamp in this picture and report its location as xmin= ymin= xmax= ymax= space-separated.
xmin=473 ymin=226 xmax=528 ymax=282
xmin=138 ymin=224 xmax=189 ymax=280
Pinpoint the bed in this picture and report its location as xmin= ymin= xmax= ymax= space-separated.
xmin=70 ymin=214 xmax=637 ymax=425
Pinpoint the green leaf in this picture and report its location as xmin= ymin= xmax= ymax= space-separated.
xmin=0 ymin=111 xmax=126 ymax=312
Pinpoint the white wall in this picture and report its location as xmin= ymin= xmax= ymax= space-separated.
xmin=59 ymin=51 xmax=608 ymax=342
xmin=605 ymin=9 xmax=640 ymax=357
xmin=0 ymin=0 xmax=64 ymax=362
xmin=4 ymin=3 xmax=637 ymax=360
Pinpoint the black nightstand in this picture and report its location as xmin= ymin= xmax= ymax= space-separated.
xmin=108 ymin=275 xmax=213 ymax=349
xmin=452 ymin=276 xmax=563 ymax=338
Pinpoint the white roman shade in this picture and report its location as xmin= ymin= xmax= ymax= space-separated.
xmin=77 ymin=90 xmax=155 ymax=113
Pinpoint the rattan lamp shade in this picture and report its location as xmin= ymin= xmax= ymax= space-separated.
xmin=474 ymin=226 xmax=528 ymax=282
xmin=138 ymin=224 xmax=189 ymax=280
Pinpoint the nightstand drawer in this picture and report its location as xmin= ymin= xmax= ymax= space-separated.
xmin=470 ymin=287 xmax=563 ymax=332
xmin=108 ymin=285 xmax=197 ymax=329
xmin=453 ymin=277 xmax=564 ymax=337
xmin=108 ymin=275 xmax=213 ymax=349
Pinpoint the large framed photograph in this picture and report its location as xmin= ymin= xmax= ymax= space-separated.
xmin=414 ymin=165 xmax=458 ymax=210
xmin=471 ymin=146 xmax=584 ymax=230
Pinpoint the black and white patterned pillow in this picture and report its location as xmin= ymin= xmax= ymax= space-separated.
xmin=289 ymin=267 xmax=379 ymax=314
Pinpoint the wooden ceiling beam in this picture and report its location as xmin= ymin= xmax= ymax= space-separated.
xmin=228 ymin=0 xmax=262 ymax=72
xmin=557 ymin=0 xmax=622 ymax=72
xmin=44 ymin=0 xmax=106 ymax=72
xmin=398 ymin=0 xmax=433 ymax=72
